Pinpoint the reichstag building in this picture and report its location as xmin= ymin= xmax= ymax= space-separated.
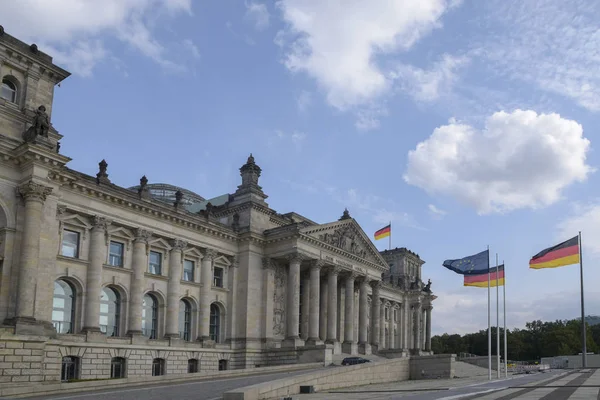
xmin=0 ymin=27 xmax=435 ymax=383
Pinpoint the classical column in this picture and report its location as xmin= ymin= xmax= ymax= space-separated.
xmin=286 ymin=254 xmax=302 ymax=341
xmin=342 ymin=272 xmax=357 ymax=353
xmin=403 ymin=301 xmax=410 ymax=350
xmin=413 ymin=302 xmax=422 ymax=351
xmin=14 ymin=182 xmax=52 ymax=323
xmin=165 ymin=239 xmax=187 ymax=338
xmin=388 ymin=302 xmax=395 ymax=349
xmin=128 ymin=228 xmax=152 ymax=335
xmin=326 ymin=267 xmax=340 ymax=343
xmin=370 ymin=281 xmax=381 ymax=348
xmin=199 ymin=249 xmax=216 ymax=342
xmin=379 ymin=300 xmax=385 ymax=348
xmin=300 ymin=272 xmax=310 ymax=340
xmin=228 ymin=256 xmax=239 ymax=342
xmin=307 ymin=260 xmax=322 ymax=344
xmin=262 ymin=258 xmax=276 ymax=340
xmin=319 ymin=277 xmax=328 ymax=341
xmin=83 ymin=216 xmax=111 ymax=332
xmin=425 ymin=306 xmax=433 ymax=351
xmin=358 ymin=277 xmax=368 ymax=345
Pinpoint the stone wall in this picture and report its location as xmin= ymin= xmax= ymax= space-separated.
xmin=409 ymin=354 xmax=455 ymax=380
xmin=458 ymin=355 xmax=500 ymax=371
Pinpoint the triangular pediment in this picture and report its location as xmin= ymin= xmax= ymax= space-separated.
xmin=300 ymin=219 xmax=387 ymax=267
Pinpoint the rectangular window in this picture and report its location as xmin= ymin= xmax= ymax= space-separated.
xmin=149 ymin=251 xmax=162 ymax=275
xmin=109 ymin=241 xmax=124 ymax=267
xmin=213 ymin=267 xmax=223 ymax=288
xmin=183 ymin=260 xmax=194 ymax=282
xmin=61 ymin=230 xmax=80 ymax=258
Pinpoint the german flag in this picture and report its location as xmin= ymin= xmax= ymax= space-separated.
xmin=529 ymin=236 xmax=580 ymax=269
xmin=464 ymin=265 xmax=505 ymax=288
xmin=374 ymin=224 xmax=391 ymax=240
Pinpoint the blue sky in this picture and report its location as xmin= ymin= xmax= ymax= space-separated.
xmin=4 ymin=0 xmax=600 ymax=335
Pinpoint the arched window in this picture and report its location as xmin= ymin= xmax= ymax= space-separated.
xmin=187 ymin=358 xmax=198 ymax=373
xmin=61 ymin=356 xmax=79 ymax=381
xmin=179 ymin=299 xmax=191 ymax=341
xmin=110 ymin=357 xmax=126 ymax=379
xmin=209 ymin=303 xmax=221 ymax=343
xmin=152 ymin=358 xmax=165 ymax=376
xmin=1 ymin=78 xmax=17 ymax=103
xmin=100 ymin=287 xmax=120 ymax=337
xmin=142 ymin=294 xmax=158 ymax=339
xmin=53 ymin=280 xmax=75 ymax=334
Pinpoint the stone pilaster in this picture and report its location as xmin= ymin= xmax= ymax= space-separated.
xmin=326 ymin=267 xmax=340 ymax=344
xmin=425 ymin=306 xmax=433 ymax=351
xmin=307 ymin=260 xmax=322 ymax=344
xmin=403 ymin=300 xmax=410 ymax=351
xmin=165 ymin=239 xmax=187 ymax=338
xmin=413 ymin=302 xmax=422 ymax=352
xmin=227 ymin=256 xmax=239 ymax=342
xmin=128 ymin=228 xmax=151 ymax=336
xmin=388 ymin=302 xmax=395 ymax=349
xmin=11 ymin=181 xmax=52 ymax=334
xmin=199 ymin=249 xmax=216 ymax=344
xmin=262 ymin=258 xmax=276 ymax=340
xmin=300 ymin=272 xmax=310 ymax=340
xmin=379 ymin=299 xmax=385 ymax=348
xmin=358 ymin=277 xmax=370 ymax=354
xmin=342 ymin=272 xmax=357 ymax=354
xmin=283 ymin=254 xmax=304 ymax=347
xmin=319 ymin=276 xmax=328 ymax=341
xmin=370 ymin=281 xmax=381 ymax=349
xmin=83 ymin=216 xmax=111 ymax=333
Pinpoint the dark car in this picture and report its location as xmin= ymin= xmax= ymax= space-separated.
xmin=341 ymin=357 xmax=371 ymax=366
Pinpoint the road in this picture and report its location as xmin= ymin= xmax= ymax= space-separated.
xmin=312 ymin=369 xmax=600 ymax=400
xmin=14 ymin=368 xmax=324 ymax=400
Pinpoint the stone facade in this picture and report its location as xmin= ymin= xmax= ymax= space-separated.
xmin=0 ymin=28 xmax=435 ymax=384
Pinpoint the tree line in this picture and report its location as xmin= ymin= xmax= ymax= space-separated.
xmin=431 ymin=318 xmax=600 ymax=362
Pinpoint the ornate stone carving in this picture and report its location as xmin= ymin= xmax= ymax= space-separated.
xmin=272 ymin=263 xmax=286 ymax=337
xmin=204 ymin=248 xmax=217 ymax=261
xmin=56 ymin=142 xmax=60 ymax=153
xmin=232 ymin=255 xmax=239 ymax=268
xmin=318 ymin=226 xmax=368 ymax=259
xmin=422 ymin=279 xmax=432 ymax=293
xmin=310 ymin=259 xmax=324 ymax=270
xmin=174 ymin=190 xmax=183 ymax=207
xmin=339 ymin=208 xmax=351 ymax=220
xmin=240 ymin=153 xmax=261 ymax=186
xmin=17 ymin=181 xmax=52 ymax=202
xmin=91 ymin=215 xmax=111 ymax=231
xmin=232 ymin=212 xmax=240 ymax=231
xmin=170 ymin=239 xmax=188 ymax=251
xmin=138 ymin=176 xmax=150 ymax=199
xmin=133 ymin=228 xmax=152 ymax=243
xmin=370 ymin=280 xmax=382 ymax=290
xmin=56 ymin=205 xmax=67 ymax=218
xmin=96 ymin=159 xmax=110 ymax=185
xmin=23 ymin=105 xmax=50 ymax=143
xmin=262 ymin=257 xmax=276 ymax=271
xmin=286 ymin=253 xmax=307 ymax=264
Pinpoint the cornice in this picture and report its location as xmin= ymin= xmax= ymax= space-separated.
xmin=49 ymin=169 xmax=239 ymax=244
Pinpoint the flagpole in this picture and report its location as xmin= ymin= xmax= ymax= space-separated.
xmin=503 ymin=260 xmax=507 ymax=378
xmin=487 ymin=246 xmax=491 ymax=381
xmin=496 ymin=253 xmax=500 ymax=379
xmin=579 ymin=231 xmax=587 ymax=368
xmin=389 ymin=221 xmax=392 ymax=251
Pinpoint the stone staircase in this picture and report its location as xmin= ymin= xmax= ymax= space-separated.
xmin=454 ymin=361 xmax=492 ymax=378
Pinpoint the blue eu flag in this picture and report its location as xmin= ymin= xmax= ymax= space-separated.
xmin=443 ymin=249 xmax=490 ymax=275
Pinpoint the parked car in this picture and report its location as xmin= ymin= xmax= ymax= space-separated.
xmin=341 ymin=357 xmax=371 ymax=366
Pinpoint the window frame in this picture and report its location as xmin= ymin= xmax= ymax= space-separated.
xmin=142 ymin=293 xmax=158 ymax=339
xmin=53 ymin=279 xmax=76 ymax=334
xmin=179 ymin=299 xmax=191 ymax=341
xmin=209 ymin=303 xmax=221 ymax=343
xmin=110 ymin=357 xmax=126 ymax=379
xmin=187 ymin=359 xmax=199 ymax=373
xmin=61 ymin=229 xmax=81 ymax=259
xmin=99 ymin=286 xmax=121 ymax=337
xmin=183 ymin=259 xmax=195 ymax=282
xmin=152 ymin=358 xmax=165 ymax=376
xmin=1 ymin=77 xmax=17 ymax=103
xmin=61 ymin=356 xmax=80 ymax=382
xmin=148 ymin=251 xmax=162 ymax=275
xmin=108 ymin=241 xmax=125 ymax=267
xmin=213 ymin=266 xmax=224 ymax=288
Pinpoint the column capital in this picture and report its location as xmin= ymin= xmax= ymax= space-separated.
xmin=286 ymin=252 xmax=308 ymax=264
xmin=345 ymin=271 xmax=359 ymax=281
xmin=262 ymin=257 xmax=277 ymax=271
xmin=232 ymin=255 xmax=239 ymax=268
xmin=204 ymin=248 xmax=217 ymax=261
xmin=91 ymin=215 xmax=112 ymax=231
xmin=370 ymin=280 xmax=383 ymax=290
xmin=170 ymin=239 xmax=188 ymax=252
xmin=17 ymin=181 xmax=52 ymax=203
xmin=356 ymin=275 xmax=369 ymax=285
xmin=133 ymin=228 xmax=152 ymax=243
xmin=327 ymin=265 xmax=342 ymax=276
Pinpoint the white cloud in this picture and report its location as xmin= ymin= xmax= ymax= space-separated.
xmin=391 ymin=54 xmax=469 ymax=102
xmin=404 ymin=110 xmax=593 ymax=214
xmin=355 ymin=106 xmax=389 ymax=132
xmin=269 ymin=129 xmax=306 ymax=151
xmin=478 ymin=1 xmax=600 ymax=113
xmin=275 ymin=0 xmax=457 ymax=111
xmin=558 ymin=202 xmax=600 ymax=256
xmin=296 ymin=90 xmax=312 ymax=113
xmin=0 ymin=0 xmax=194 ymax=76
xmin=428 ymin=204 xmax=447 ymax=219
xmin=244 ymin=1 xmax=270 ymax=31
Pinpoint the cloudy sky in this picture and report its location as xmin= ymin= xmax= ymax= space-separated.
xmin=3 ymin=0 xmax=600 ymax=336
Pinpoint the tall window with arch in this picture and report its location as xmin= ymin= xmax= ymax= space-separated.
xmin=142 ymin=293 xmax=158 ymax=339
xmin=179 ymin=299 xmax=191 ymax=341
xmin=1 ymin=77 xmax=17 ymax=103
xmin=209 ymin=303 xmax=221 ymax=343
xmin=100 ymin=287 xmax=120 ymax=337
xmin=53 ymin=280 xmax=75 ymax=334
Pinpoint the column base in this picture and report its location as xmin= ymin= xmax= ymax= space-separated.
xmin=325 ymin=339 xmax=342 ymax=354
xmin=342 ymin=341 xmax=358 ymax=354
xmin=282 ymin=337 xmax=305 ymax=349
xmin=358 ymin=342 xmax=372 ymax=355
xmin=81 ymin=326 xmax=102 ymax=333
xmin=370 ymin=344 xmax=379 ymax=353
xmin=305 ymin=337 xmax=323 ymax=346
